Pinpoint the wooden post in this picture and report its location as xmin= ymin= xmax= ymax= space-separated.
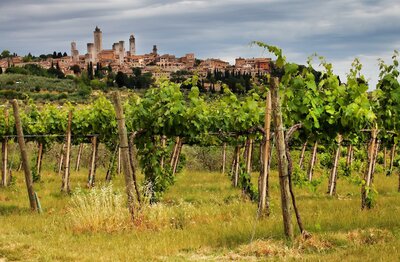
xmin=308 ymin=141 xmax=318 ymax=181
xmin=105 ymin=144 xmax=118 ymax=182
xmin=371 ymin=139 xmax=380 ymax=177
xmin=362 ymin=128 xmax=377 ymax=209
xmin=117 ymin=146 xmax=121 ymax=175
xmin=299 ymin=140 xmax=307 ymax=169
xmin=388 ymin=143 xmax=396 ymax=176
xmin=172 ymin=139 xmax=183 ymax=175
xmin=270 ymin=77 xmax=293 ymax=240
xmin=346 ymin=144 xmax=353 ymax=167
xmin=61 ymin=111 xmax=72 ymax=192
xmin=1 ymin=139 xmax=8 ymax=186
xmin=1 ymin=110 xmax=8 ymax=186
xmin=233 ymin=146 xmax=240 ymax=187
xmin=11 ymin=100 xmax=38 ymax=211
xmin=222 ymin=142 xmax=226 ymax=174
xmin=170 ymin=137 xmax=180 ymax=167
xmin=258 ymin=90 xmax=271 ymax=217
xmin=383 ymin=147 xmax=387 ymax=171
xmin=160 ymin=135 xmax=166 ymax=169
xmin=245 ymin=138 xmax=253 ymax=174
xmin=328 ymin=134 xmax=342 ymax=196
xmin=75 ymin=143 xmax=83 ymax=172
xmin=112 ymin=92 xmax=137 ymax=220
xmin=36 ymin=142 xmax=43 ymax=179
xmin=128 ymin=132 xmax=141 ymax=204
xmin=57 ymin=143 xmax=65 ymax=176
xmin=87 ymin=136 xmax=98 ymax=187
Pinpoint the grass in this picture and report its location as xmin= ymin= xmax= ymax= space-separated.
xmin=1 ymin=159 xmax=400 ymax=261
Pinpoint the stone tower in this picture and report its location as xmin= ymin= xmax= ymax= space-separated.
xmin=71 ymin=42 xmax=79 ymax=63
xmin=87 ymin=43 xmax=95 ymax=63
xmin=94 ymin=26 xmax=102 ymax=56
xmin=129 ymin=34 xmax=136 ymax=56
xmin=152 ymin=45 xmax=158 ymax=55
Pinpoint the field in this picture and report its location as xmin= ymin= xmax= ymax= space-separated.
xmin=1 ymin=146 xmax=400 ymax=261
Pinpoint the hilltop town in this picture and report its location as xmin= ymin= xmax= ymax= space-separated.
xmin=0 ymin=27 xmax=270 ymax=80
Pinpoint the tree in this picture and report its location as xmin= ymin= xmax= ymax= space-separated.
xmin=1 ymin=50 xmax=11 ymax=59
xmin=70 ymin=65 xmax=81 ymax=74
xmin=115 ymin=71 xmax=128 ymax=87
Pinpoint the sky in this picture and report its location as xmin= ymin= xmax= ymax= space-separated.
xmin=0 ymin=0 xmax=399 ymax=87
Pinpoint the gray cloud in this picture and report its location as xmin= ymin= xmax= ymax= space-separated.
xmin=0 ymin=0 xmax=399 ymax=87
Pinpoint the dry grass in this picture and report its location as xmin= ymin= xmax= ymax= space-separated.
xmin=68 ymin=185 xmax=131 ymax=233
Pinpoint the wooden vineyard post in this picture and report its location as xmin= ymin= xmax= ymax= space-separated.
xmin=388 ymin=143 xmax=396 ymax=176
xmin=258 ymin=90 xmax=271 ymax=217
xmin=299 ymin=140 xmax=307 ymax=169
xmin=308 ymin=141 xmax=318 ymax=181
xmin=1 ymin=110 xmax=8 ymax=186
xmin=11 ymin=99 xmax=38 ymax=212
xmin=233 ymin=146 xmax=240 ymax=187
xmin=245 ymin=138 xmax=253 ymax=174
xmin=371 ymin=139 xmax=380 ymax=177
xmin=87 ymin=136 xmax=98 ymax=187
xmin=61 ymin=111 xmax=72 ymax=193
xmin=172 ymin=139 xmax=183 ymax=175
xmin=128 ymin=132 xmax=141 ymax=204
xmin=383 ymin=147 xmax=387 ymax=171
xmin=346 ymin=144 xmax=353 ymax=167
xmin=105 ymin=144 xmax=119 ymax=182
xmin=75 ymin=143 xmax=83 ymax=172
xmin=222 ymin=142 xmax=226 ymax=174
xmin=57 ymin=143 xmax=65 ymax=176
xmin=160 ymin=135 xmax=166 ymax=169
xmin=328 ymin=134 xmax=342 ymax=196
xmin=117 ymin=146 xmax=121 ymax=175
xmin=362 ymin=127 xmax=378 ymax=209
xmin=112 ymin=92 xmax=138 ymax=220
xmin=170 ymin=137 xmax=180 ymax=167
xmin=36 ymin=142 xmax=43 ymax=179
xmin=270 ymin=77 xmax=294 ymax=240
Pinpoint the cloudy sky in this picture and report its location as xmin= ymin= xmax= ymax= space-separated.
xmin=0 ymin=0 xmax=399 ymax=87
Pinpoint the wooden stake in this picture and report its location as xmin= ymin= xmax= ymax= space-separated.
xmin=299 ymin=140 xmax=307 ymax=169
xmin=258 ymin=90 xmax=271 ymax=217
xmin=328 ymin=134 xmax=342 ymax=196
xmin=221 ymin=142 xmax=226 ymax=174
xmin=362 ymin=127 xmax=377 ymax=209
xmin=61 ymin=111 xmax=72 ymax=193
xmin=112 ymin=92 xmax=138 ymax=219
xmin=1 ymin=110 xmax=8 ymax=186
xmin=383 ymin=147 xmax=387 ymax=171
xmin=233 ymin=146 xmax=240 ymax=187
xmin=245 ymin=138 xmax=253 ymax=174
xmin=36 ymin=142 xmax=43 ymax=179
xmin=388 ymin=143 xmax=396 ymax=176
xmin=270 ymin=77 xmax=293 ymax=240
xmin=57 ymin=144 xmax=65 ymax=176
xmin=87 ymin=136 xmax=98 ymax=187
xmin=75 ymin=143 xmax=83 ymax=172
xmin=308 ymin=141 xmax=318 ymax=181
xmin=128 ymin=132 xmax=141 ymax=204
xmin=346 ymin=144 xmax=353 ymax=167
xmin=12 ymin=100 xmax=38 ymax=211
xmin=160 ymin=135 xmax=166 ymax=169
xmin=105 ymin=144 xmax=118 ymax=182
xmin=117 ymin=146 xmax=121 ymax=175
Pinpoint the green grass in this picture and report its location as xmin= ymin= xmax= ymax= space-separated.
xmin=1 ymin=163 xmax=400 ymax=261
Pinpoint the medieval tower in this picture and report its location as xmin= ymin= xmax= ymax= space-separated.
xmin=94 ymin=26 xmax=102 ymax=56
xmin=129 ymin=34 xmax=136 ymax=56
xmin=70 ymin=42 xmax=79 ymax=63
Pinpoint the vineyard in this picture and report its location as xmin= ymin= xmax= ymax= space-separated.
xmin=1 ymin=44 xmax=400 ymax=260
